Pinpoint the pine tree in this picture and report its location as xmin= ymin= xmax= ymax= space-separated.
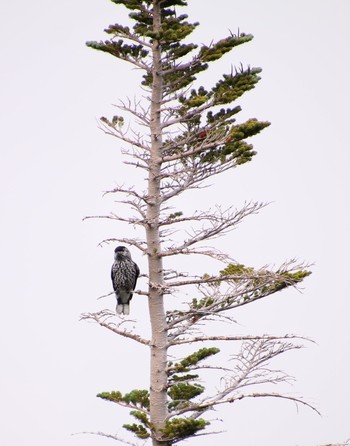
xmin=82 ymin=1 xmax=315 ymax=444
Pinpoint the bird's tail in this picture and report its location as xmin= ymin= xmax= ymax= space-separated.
xmin=116 ymin=303 xmax=130 ymax=315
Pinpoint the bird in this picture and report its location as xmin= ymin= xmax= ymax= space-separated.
xmin=111 ymin=246 xmax=140 ymax=315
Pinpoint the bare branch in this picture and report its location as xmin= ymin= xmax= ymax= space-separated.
xmin=161 ymin=246 xmax=234 ymax=262
xmin=114 ymin=55 xmax=149 ymax=71
xmin=83 ymin=213 xmax=146 ymax=226
xmin=320 ymin=441 xmax=350 ymax=446
xmin=123 ymin=160 xmax=149 ymax=171
xmin=157 ymin=155 xmax=259 ymax=206
xmin=169 ymin=334 xmax=311 ymax=347
xmin=75 ymin=431 xmax=139 ymax=445
xmin=98 ymin=238 xmax=148 ymax=254
xmin=97 ymin=290 xmax=115 ymax=300
xmin=161 ymin=202 xmax=261 ymax=248
xmin=116 ymin=98 xmax=151 ymax=126
xmin=237 ymin=392 xmax=320 ymax=415
xmin=160 ymin=202 xmax=266 ymax=229
xmin=97 ymin=287 xmax=149 ymax=300
xmin=164 ymin=273 xmax=266 ymax=288
xmin=181 ymin=392 xmax=321 ymax=416
xmin=81 ymin=310 xmax=150 ymax=346
xmin=170 ymin=339 xmax=320 ymax=417
xmin=103 ymin=185 xmax=146 ymax=201
xmin=98 ymin=120 xmax=150 ymax=151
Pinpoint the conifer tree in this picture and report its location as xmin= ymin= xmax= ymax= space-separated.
xmin=83 ymin=1 xmax=315 ymax=444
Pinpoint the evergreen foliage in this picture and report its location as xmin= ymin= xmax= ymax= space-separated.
xmin=87 ymin=0 xmax=270 ymax=171
xmin=123 ymin=411 xmax=151 ymax=439
xmin=161 ymin=417 xmax=209 ymax=443
xmin=97 ymin=389 xmax=150 ymax=409
xmin=170 ymin=347 xmax=220 ymax=372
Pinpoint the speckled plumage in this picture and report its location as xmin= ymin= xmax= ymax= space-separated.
xmin=111 ymin=246 xmax=140 ymax=315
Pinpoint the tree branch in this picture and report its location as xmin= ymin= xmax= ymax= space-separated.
xmin=83 ymin=213 xmax=146 ymax=226
xmin=161 ymin=247 xmax=234 ymax=262
xmin=116 ymin=98 xmax=151 ymax=126
xmin=99 ymin=120 xmax=150 ymax=151
xmin=97 ymin=238 xmax=148 ymax=254
xmin=176 ymin=392 xmax=321 ymax=417
xmin=81 ymin=310 xmax=151 ymax=346
xmin=159 ymin=200 xmax=264 ymax=250
xmin=158 ymin=156 xmax=257 ymax=205
xmin=170 ymin=338 xmax=320 ymax=417
xmin=319 ymin=442 xmax=350 ymax=446
xmin=169 ymin=334 xmax=310 ymax=347
xmin=75 ymin=431 xmax=139 ymax=446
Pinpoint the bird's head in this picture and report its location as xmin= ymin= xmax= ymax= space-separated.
xmin=114 ymin=246 xmax=131 ymax=260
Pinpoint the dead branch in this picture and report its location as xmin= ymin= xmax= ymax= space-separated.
xmin=83 ymin=213 xmax=146 ymax=226
xmin=81 ymin=310 xmax=151 ymax=346
xmin=98 ymin=238 xmax=148 ymax=254
xmin=158 ymin=156 xmax=256 ymax=204
xmin=98 ymin=120 xmax=150 ymax=151
xmin=75 ymin=431 xmax=139 ymax=445
xmin=170 ymin=339 xmax=320 ymax=417
xmin=179 ymin=392 xmax=321 ymax=416
xmin=222 ymin=339 xmax=299 ymax=394
xmin=159 ymin=202 xmax=265 ymax=228
xmin=164 ymin=273 xmax=272 ymax=288
xmin=161 ymin=246 xmax=234 ymax=262
xmin=320 ymin=442 xmax=350 ymax=446
xmin=116 ymin=98 xmax=151 ymax=126
xmin=103 ymin=185 xmax=145 ymax=200
xmin=97 ymin=287 xmax=148 ymax=300
xmin=169 ymin=334 xmax=310 ymax=347
xmin=96 ymin=291 xmax=115 ymax=300
xmin=233 ymin=392 xmax=320 ymax=415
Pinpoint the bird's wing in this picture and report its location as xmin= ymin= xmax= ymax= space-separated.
xmin=111 ymin=265 xmax=119 ymax=293
xmin=133 ymin=262 xmax=140 ymax=290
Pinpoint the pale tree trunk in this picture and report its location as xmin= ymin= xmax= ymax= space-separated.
xmin=147 ymin=2 xmax=168 ymax=445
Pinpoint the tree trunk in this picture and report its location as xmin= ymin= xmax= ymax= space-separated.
xmin=147 ymin=2 xmax=168 ymax=445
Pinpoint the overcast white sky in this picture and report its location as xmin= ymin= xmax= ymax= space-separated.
xmin=1 ymin=1 xmax=350 ymax=445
